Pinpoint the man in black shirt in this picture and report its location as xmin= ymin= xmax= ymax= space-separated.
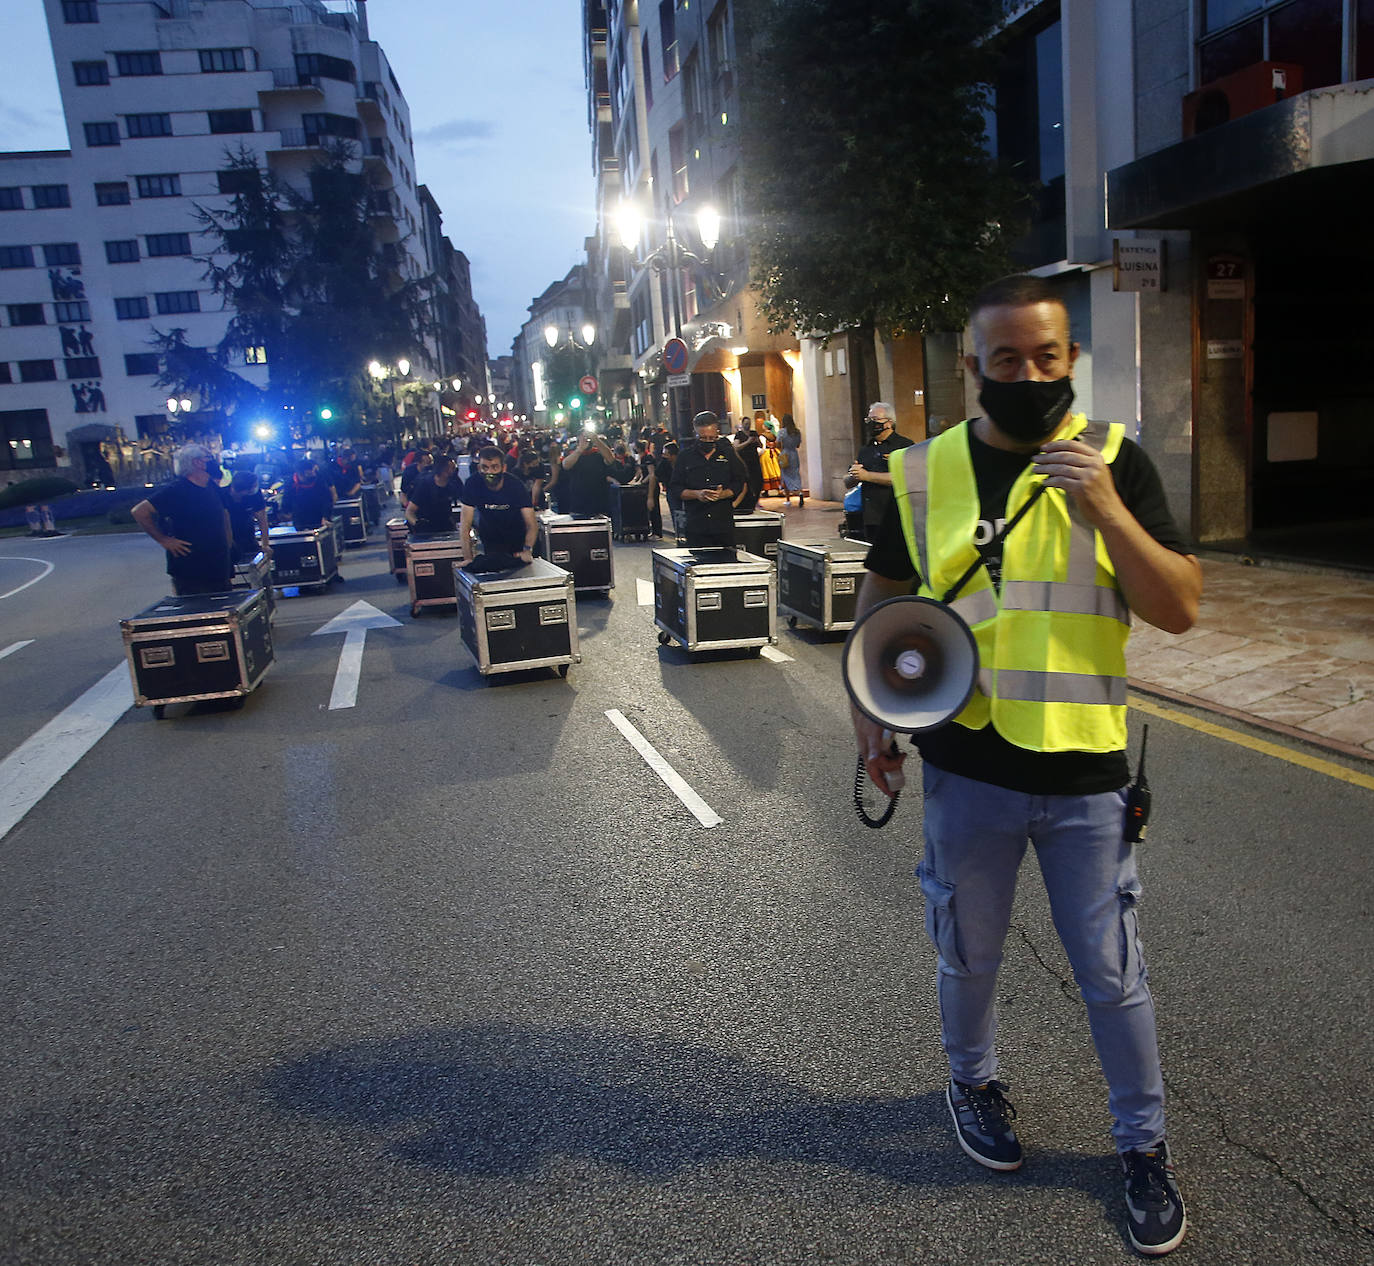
xmin=851 ymin=275 xmax=1201 ymax=1257
xmin=847 ymin=401 xmax=914 ymax=541
xmin=222 ymin=470 xmax=270 ymax=564
xmin=284 ymin=459 xmax=335 ymax=530
xmin=131 ymin=443 xmax=233 ymax=595
xmin=328 ymin=446 xmax=363 ymax=500
xmin=405 ymin=455 xmax=460 ymax=535
xmin=458 ymin=447 xmax=536 ymax=563
xmin=670 ymin=411 xmax=748 ymax=548
xmin=560 ymin=430 xmax=615 ymax=517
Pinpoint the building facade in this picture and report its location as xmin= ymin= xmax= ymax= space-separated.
xmin=1 ymin=0 xmax=448 ymax=488
xmin=582 ymin=1 xmax=804 ymax=450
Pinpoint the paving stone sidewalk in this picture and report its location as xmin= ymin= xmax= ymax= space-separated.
xmin=769 ymin=496 xmax=1374 ymax=761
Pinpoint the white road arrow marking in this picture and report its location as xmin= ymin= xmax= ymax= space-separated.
xmin=311 ymin=600 xmax=402 ymax=710
xmin=0 ymin=640 xmax=35 ymax=661
xmin=0 ymin=557 xmax=55 ymax=602
xmin=759 ymin=644 xmax=793 ymax=663
xmin=605 ymin=708 xmax=722 ymax=828
xmin=0 ymin=662 xmax=132 ymax=842
xmin=636 ymin=578 xmax=654 ymax=606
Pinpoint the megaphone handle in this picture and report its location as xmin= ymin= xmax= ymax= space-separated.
xmin=881 ymin=732 xmax=906 ymax=792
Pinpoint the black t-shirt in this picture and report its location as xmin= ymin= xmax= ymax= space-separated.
xmin=563 ymin=447 xmax=612 ymax=516
xmin=671 ymin=439 xmax=746 ymax=532
xmin=656 ymin=456 xmax=679 ymax=509
xmin=864 ymin=425 xmax=1192 ymax=795
xmin=287 ymin=477 xmax=334 ymax=529
xmin=221 ymin=486 xmax=266 ymax=557
xmin=460 ymin=472 xmax=532 ymax=550
xmin=148 ymin=476 xmax=231 ymax=583
xmin=857 ymin=431 xmax=916 ymax=526
xmin=328 ymin=461 xmax=363 ymax=498
xmin=409 ymin=473 xmax=458 ymax=533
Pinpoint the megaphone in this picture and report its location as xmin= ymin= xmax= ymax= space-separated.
xmin=841 ymin=596 xmax=980 ymax=733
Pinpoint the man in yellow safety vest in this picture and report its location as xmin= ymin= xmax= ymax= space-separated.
xmin=851 ymin=273 xmax=1202 ymax=1257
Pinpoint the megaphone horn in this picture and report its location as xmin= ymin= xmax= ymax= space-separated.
xmin=842 ymin=596 xmax=980 ymax=734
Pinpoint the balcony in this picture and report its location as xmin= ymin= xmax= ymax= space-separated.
xmin=596 ymin=92 xmax=612 ymax=124
xmin=357 ymin=80 xmax=388 ymax=121
xmin=275 ymin=128 xmax=326 ymax=150
xmin=260 ymin=67 xmax=324 ymax=95
xmin=367 ymin=189 xmax=401 ymax=219
xmin=590 ymin=28 xmax=608 ymax=59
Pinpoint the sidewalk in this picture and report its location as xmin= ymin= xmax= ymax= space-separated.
xmin=762 ymin=494 xmax=1374 ymax=762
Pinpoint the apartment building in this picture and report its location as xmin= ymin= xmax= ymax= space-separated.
xmin=1 ymin=0 xmax=435 ymax=488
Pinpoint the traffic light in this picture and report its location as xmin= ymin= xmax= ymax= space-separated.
xmin=569 ymin=396 xmax=582 ymax=410
xmin=319 ymin=407 xmax=334 ymax=421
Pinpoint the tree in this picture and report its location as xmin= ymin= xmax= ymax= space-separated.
xmin=737 ymin=0 xmax=1028 ymax=340
xmin=154 ymin=145 xmax=431 ymax=445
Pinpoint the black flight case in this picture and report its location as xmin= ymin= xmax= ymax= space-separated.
xmin=535 ymin=512 xmax=614 ymax=595
xmin=456 ymin=558 xmax=581 ymax=679
xmin=732 ymin=509 xmax=785 ymax=561
xmin=335 ymin=497 xmax=367 ymax=546
xmin=406 ymin=531 xmax=466 ymax=616
xmin=386 ymin=517 xmax=409 ymax=583
xmin=776 ymin=538 xmax=869 ymax=634
xmin=232 ymin=549 xmax=276 ymax=616
xmin=360 ymin=482 xmax=382 ymax=526
xmin=652 ymin=547 xmax=777 ymax=653
xmin=121 ymin=589 xmax=274 ymax=718
xmin=268 ymin=523 xmax=339 ymax=590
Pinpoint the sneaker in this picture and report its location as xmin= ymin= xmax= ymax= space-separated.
xmin=1121 ymin=1141 xmax=1187 ymax=1256
xmin=946 ymin=1078 xmax=1023 ymax=1171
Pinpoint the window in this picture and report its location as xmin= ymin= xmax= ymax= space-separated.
xmin=294 ymin=52 xmax=356 ymax=83
xmin=125 ymin=113 xmax=172 ymax=138
xmin=135 ymin=173 xmax=181 ymax=198
xmin=660 ymin=0 xmax=679 ymax=81
xmin=1200 ymin=0 xmax=1345 ymax=88
xmin=641 ymin=32 xmax=654 ymax=108
xmin=83 ymin=121 xmax=121 ymax=147
xmin=217 ymin=166 xmax=259 ymax=195
xmin=155 ymin=290 xmax=200 ymax=315
xmin=208 ymin=109 xmax=255 ymax=134
xmin=135 ymin=414 xmax=167 ymax=439
xmin=7 ymin=305 xmax=45 ymax=327
xmin=146 ymin=232 xmax=191 ymax=257
xmin=32 ymin=185 xmax=71 ymax=209
xmin=0 ymin=246 xmax=35 ymax=268
xmin=54 ymin=300 xmax=91 ymax=323
xmin=199 ymin=48 xmax=246 ymax=73
xmin=125 ymin=353 xmax=160 ymax=376
xmin=95 ymin=181 xmax=130 ymax=205
xmin=669 ymin=124 xmax=688 ymax=203
xmin=115 ymin=51 xmax=162 ymax=77
xmin=0 ymin=410 xmax=56 ymax=470
xmin=302 ymin=112 xmax=359 ymax=140
xmin=18 ymin=360 xmax=57 ymax=383
xmin=0 ymin=188 xmax=22 ymax=211
xmin=115 ymin=295 xmax=150 ymax=320
xmin=43 ymin=242 xmax=81 ymax=267
xmin=244 ymin=345 xmax=267 ymax=364
xmin=0 ymin=364 xmax=10 ymax=384
xmin=62 ymin=2 xmax=99 ymax=23
xmin=64 ymin=356 xmax=101 ymax=379
xmin=105 ymin=239 xmax=140 ymax=263
xmin=73 ymin=60 xmax=109 ymax=86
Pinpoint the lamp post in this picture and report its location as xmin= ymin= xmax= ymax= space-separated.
xmin=540 ymin=321 xmax=597 ymax=433
xmin=368 ymin=358 xmax=413 ymax=444
xmin=616 ymin=202 xmax=720 ymax=435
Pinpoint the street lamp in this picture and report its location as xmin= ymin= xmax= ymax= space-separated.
xmin=166 ymin=396 xmax=193 ymax=414
xmin=616 ymin=201 xmax=722 ymax=432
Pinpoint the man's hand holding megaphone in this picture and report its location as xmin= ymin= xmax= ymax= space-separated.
xmin=852 ymin=703 xmax=907 ymax=799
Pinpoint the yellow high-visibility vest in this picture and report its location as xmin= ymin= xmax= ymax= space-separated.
xmin=890 ymin=414 xmax=1130 ymax=753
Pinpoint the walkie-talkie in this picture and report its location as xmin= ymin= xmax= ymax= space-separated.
xmin=1123 ymin=724 xmax=1152 ymax=843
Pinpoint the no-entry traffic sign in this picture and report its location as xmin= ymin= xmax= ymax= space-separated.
xmin=663 ymin=337 xmax=689 ymax=374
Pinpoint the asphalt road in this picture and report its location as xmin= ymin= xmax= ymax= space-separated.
xmin=1 ymin=527 xmax=1372 ymax=1265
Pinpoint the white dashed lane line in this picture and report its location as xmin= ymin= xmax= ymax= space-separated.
xmin=0 ymin=640 xmax=35 ymax=661
xmin=604 ymin=708 xmax=723 ymax=828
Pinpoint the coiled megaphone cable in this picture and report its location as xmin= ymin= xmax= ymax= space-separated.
xmin=854 ymin=737 xmax=906 ymax=829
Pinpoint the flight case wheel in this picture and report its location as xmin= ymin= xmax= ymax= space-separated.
xmin=657 ymin=630 xmax=671 ymax=646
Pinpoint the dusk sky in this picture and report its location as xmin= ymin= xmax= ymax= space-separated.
xmin=0 ymin=0 xmax=598 ymax=357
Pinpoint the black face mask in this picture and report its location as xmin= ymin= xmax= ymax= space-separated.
xmin=203 ymin=460 xmax=222 ymax=482
xmin=978 ymin=377 xmax=1076 ymax=444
